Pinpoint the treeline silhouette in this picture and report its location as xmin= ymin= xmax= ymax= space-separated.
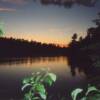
xmin=0 ymin=37 xmax=67 ymax=58
xmin=68 ymin=12 xmax=100 ymax=56
xmin=36 ymin=0 xmax=97 ymax=8
xmin=66 ymin=13 xmax=100 ymax=87
xmin=67 ymin=12 xmax=100 ymax=81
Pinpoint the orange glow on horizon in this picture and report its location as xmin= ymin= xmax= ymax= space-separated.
xmin=4 ymin=32 xmax=69 ymax=47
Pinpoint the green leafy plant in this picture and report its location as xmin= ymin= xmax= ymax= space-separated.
xmin=71 ymin=84 xmax=100 ymax=100
xmin=0 ymin=28 xmax=4 ymax=36
xmin=22 ymin=69 xmax=56 ymax=100
xmin=0 ymin=22 xmax=4 ymax=36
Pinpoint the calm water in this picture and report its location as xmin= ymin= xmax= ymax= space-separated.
xmin=0 ymin=56 xmax=88 ymax=100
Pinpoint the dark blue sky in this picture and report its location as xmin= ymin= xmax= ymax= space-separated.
xmin=0 ymin=0 xmax=100 ymax=46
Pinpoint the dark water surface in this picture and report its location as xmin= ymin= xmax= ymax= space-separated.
xmin=0 ymin=56 xmax=95 ymax=100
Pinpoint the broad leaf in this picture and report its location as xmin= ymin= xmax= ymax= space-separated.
xmin=35 ymin=84 xmax=46 ymax=99
xmin=22 ymin=83 xmax=32 ymax=91
xmin=48 ymin=73 xmax=56 ymax=82
xmin=44 ymin=77 xmax=53 ymax=86
xmin=86 ymin=86 xmax=100 ymax=96
xmin=23 ymin=78 xmax=30 ymax=84
xmin=39 ymin=92 xmax=46 ymax=100
xmin=35 ymin=84 xmax=45 ymax=93
xmin=81 ymin=97 xmax=87 ymax=100
xmin=71 ymin=88 xmax=83 ymax=100
xmin=35 ymin=75 xmax=42 ymax=83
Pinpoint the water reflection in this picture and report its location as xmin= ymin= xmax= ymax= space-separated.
xmin=0 ymin=57 xmax=66 ymax=66
xmin=67 ymin=54 xmax=100 ymax=87
xmin=0 ymin=56 xmax=89 ymax=99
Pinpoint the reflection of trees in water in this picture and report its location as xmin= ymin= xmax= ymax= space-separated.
xmin=0 ymin=56 xmax=66 ymax=66
xmin=67 ymin=13 xmax=100 ymax=86
xmin=67 ymin=54 xmax=100 ymax=79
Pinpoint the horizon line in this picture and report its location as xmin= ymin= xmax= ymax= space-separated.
xmin=1 ymin=36 xmax=67 ymax=48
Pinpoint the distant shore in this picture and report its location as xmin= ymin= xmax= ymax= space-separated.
xmin=0 ymin=37 xmax=68 ymax=58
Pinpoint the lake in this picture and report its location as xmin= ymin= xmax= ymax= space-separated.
xmin=0 ymin=56 xmax=91 ymax=100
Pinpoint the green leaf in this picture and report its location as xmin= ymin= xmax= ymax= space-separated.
xmin=35 ymin=84 xmax=46 ymax=100
xmin=39 ymin=92 xmax=46 ymax=100
xmin=43 ymin=73 xmax=56 ymax=86
xmin=0 ymin=29 xmax=3 ymax=35
xmin=71 ymin=88 xmax=83 ymax=100
xmin=44 ymin=76 xmax=53 ymax=86
xmin=22 ymin=70 xmax=57 ymax=100
xmin=22 ymin=83 xmax=32 ymax=91
xmin=48 ymin=73 xmax=56 ymax=82
xmin=35 ymin=75 xmax=42 ymax=83
xmin=35 ymin=84 xmax=45 ymax=93
xmin=23 ymin=78 xmax=30 ymax=84
xmin=32 ymin=97 xmax=40 ymax=100
xmin=81 ymin=97 xmax=87 ymax=100
xmin=34 ymin=84 xmax=45 ymax=93
xmin=24 ymin=93 xmax=31 ymax=100
xmin=86 ymin=86 xmax=100 ymax=96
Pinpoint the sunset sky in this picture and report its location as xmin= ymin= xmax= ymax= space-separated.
xmin=0 ymin=0 xmax=100 ymax=46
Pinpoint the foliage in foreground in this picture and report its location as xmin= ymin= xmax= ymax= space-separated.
xmin=0 ymin=28 xmax=4 ymax=36
xmin=22 ymin=69 xmax=56 ymax=100
xmin=71 ymin=84 xmax=100 ymax=100
xmin=22 ymin=69 xmax=100 ymax=100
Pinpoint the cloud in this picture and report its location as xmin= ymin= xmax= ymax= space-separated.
xmin=1 ymin=0 xmax=98 ymax=8
xmin=0 ymin=7 xmax=16 ymax=12
xmin=36 ymin=0 xmax=98 ymax=8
